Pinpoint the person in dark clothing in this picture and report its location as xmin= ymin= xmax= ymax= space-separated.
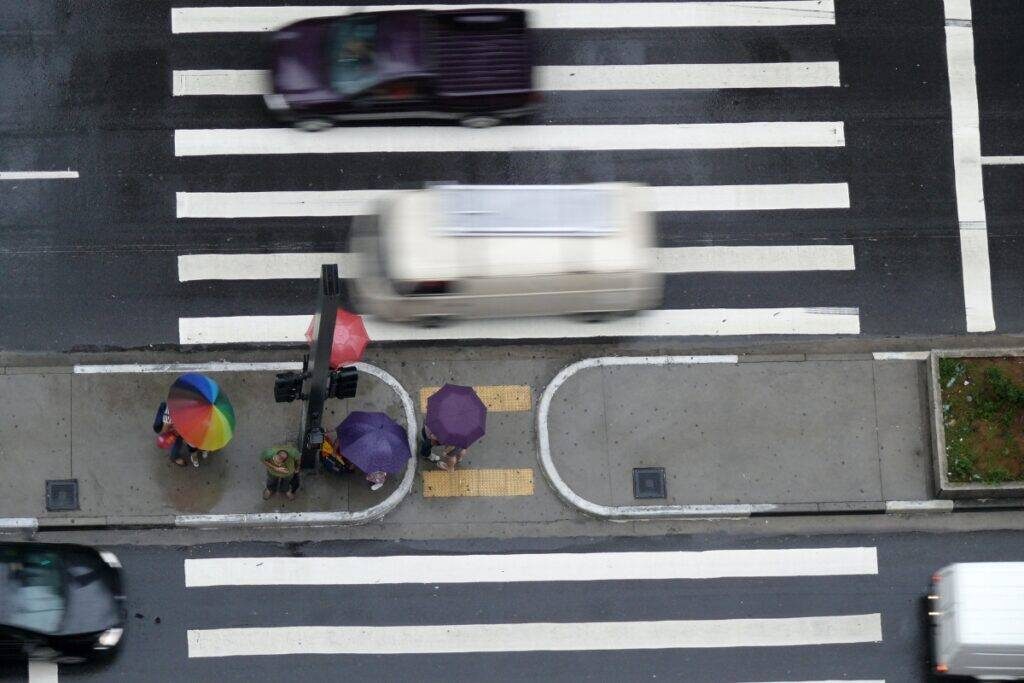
xmin=262 ymin=445 xmax=301 ymax=500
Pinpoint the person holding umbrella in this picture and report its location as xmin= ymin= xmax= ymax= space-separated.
xmin=424 ymin=384 xmax=487 ymax=472
xmin=164 ymin=373 xmax=235 ymax=468
xmin=334 ymin=411 xmax=411 ymax=491
xmin=261 ymin=444 xmax=301 ymax=500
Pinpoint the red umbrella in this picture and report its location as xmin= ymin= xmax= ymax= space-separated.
xmin=305 ymin=309 xmax=370 ymax=368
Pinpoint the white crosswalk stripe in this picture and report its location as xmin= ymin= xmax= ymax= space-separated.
xmin=172 ymin=62 xmax=841 ymax=96
xmin=176 ymin=184 xmax=850 ymax=218
xmin=171 ymin=2 xmax=836 ymax=33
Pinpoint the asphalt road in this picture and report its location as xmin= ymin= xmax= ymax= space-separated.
xmin=0 ymin=0 xmax=1022 ymax=351
xmin=0 ymin=529 xmax=1021 ymax=682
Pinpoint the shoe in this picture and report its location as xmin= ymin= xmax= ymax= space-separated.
xmin=428 ymin=453 xmax=441 ymax=462
xmin=262 ymin=489 xmax=273 ymax=500
xmin=285 ymin=491 xmax=296 ymax=501
xmin=370 ymin=482 xmax=384 ymax=491
xmin=190 ymin=452 xmax=200 ymax=467
xmin=436 ymin=460 xmax=449 ymax=471
xmin=201 ymin=450 xmax=209 ymax=459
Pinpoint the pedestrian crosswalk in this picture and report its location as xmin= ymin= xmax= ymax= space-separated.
xmin=169 ymin=0 xmax=857 ymax=346
xmin=182 ymin=546 xmax=886 ymax=679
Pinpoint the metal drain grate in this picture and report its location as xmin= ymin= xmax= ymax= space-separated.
xmin=45 ymin=479 xmax=79 ymax=512
xmin=632 ymin=468 xmax=666 ymax=500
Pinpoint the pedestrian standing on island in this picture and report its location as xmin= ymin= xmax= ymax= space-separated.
xmin=435 ymin=443 xmax=468 ymax=471
xmin=154 ymin=401 xmax=198 ymax=467
xmin=261 ymin=445 xmax=301 ymax=500
xmin=418 ymin=424 xmax=442 ymax=462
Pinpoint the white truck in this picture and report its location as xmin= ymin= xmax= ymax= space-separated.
xmin=929 ymin=562 xmax=1024 ymax=680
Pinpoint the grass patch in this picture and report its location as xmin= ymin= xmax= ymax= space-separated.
xmin=941 ymin=357 xmax=1024 ymax=483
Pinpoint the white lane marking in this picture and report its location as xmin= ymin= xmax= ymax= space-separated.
xmin=0 ymin=171 xmax=78 ymax=180
xmin=654 ymin=245 xmax=854 ymax=273
xmin=982 ymin=155 xmax=1024 ymax=165
xmin=185 ymin=547 xmax=878 ymax=586
xmin=27 ymin=662 xmax=58 ymax=683
xmin=74 ymin=361 xmax=302 ymax=374
xmin=173 ymin=62 xmax=841 ymax=96
xmin=943 ymin=0 xmax=995 ymax=332
xmin=176 ymin=183 xmax=849 ymax=218
xmin=178 ymin=308 xmax=860 ymax=344
xmin=178 ymin=253 xmax=361 ymax=281
xmin=188 ymin=614 xmax=882 ymax=657
xmin=741 ymin=681 xmax=885 ymax=683
xmin=872 ymin=351 xmax=930 ymax=361
xmin=172 ymin=2 xmax=836 ymax=33
xmin=174 ymin=122 xmax=846 ymax=156
xmin=177 ymin=245 xmax=854 ymax=282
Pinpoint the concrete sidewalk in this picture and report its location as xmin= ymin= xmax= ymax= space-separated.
xmin=541 ymin=355 xmax=935 ymax=517
xmin=0 ymin=363 xmax=414 ymax=527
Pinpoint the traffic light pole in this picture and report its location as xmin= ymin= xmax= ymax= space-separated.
xmin=299 ymin=263 xmax=340 ymax=472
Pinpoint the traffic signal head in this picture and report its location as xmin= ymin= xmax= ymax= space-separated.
xmin=274 ymin=371 xmax=305 ymax=403
xmin=329 ymin=366 xmax=359 ymax=400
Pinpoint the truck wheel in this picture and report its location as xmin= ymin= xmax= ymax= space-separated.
xmin=294 ymin=118 xmax=333 ymax=132
xmin=460 ymin=115 xmax=501 ymax=129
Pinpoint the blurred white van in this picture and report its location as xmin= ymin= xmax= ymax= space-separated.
xmin=929 ymin=562 xmax=1024 ymax=680
xmin=350 ymin=183 xmax=661 ymax=324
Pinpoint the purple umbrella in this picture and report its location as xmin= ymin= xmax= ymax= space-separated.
xmin=335 ymin=411 xmax=410 ymax=474
xmin=425 ymin=384 xmax=487 ymax=449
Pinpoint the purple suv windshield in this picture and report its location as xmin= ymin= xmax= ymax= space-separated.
xmin=329 ymin=15 xmax=381 ymax=96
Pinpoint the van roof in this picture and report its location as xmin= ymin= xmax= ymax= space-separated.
xmin=947 ymin=562 xmax=1024 ymax=646
xmin=383 ymin=183 xmax=653 ymax=280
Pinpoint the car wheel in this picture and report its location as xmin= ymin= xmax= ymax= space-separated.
xmin=460 ymin=115 xmax=501 ymax=129
xmin=294 ymin=118 xmax=333 ymax=132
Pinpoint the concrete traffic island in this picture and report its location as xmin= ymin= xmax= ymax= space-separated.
xmin=539 ymin=355 xmax=943 ymax=520
xmin=0 ymin=362 xmax=416 ymax=530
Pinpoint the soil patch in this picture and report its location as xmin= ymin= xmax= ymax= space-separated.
xmin=940 ymin=356 xmax=1024 ymax=482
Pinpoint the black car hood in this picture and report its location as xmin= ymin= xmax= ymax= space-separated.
xmin=57 ymin=553 xmax=122 ymax=636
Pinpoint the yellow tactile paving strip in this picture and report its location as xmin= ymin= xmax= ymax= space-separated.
xmin=422 ymin=468 xmax=535 ymax=497
xmin=419 ymin=385 xmax=533 ymax=413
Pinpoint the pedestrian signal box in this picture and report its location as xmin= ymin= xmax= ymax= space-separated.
xmin=274 ymin=371 xmax=306 ymax=403
xmin=329 ymin=366 xmax=358 ymax=400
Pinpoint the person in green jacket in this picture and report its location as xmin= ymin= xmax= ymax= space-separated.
xmin=261 ymin=445 xmax=301 ymax=500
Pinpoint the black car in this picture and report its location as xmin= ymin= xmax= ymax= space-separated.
xmin=0 ymin=543 xmax=125 ymax=663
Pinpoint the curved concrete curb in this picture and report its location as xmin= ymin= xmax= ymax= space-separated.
xmin=176 ymin=361 xmax=417 ymax=529
xmin=537 ymin=355 xmax=961 ymax=521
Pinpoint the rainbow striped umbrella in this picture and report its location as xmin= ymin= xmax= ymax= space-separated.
xmin=167 ymin=373 xmax=235 ymax=451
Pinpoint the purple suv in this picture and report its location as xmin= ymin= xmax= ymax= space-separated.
xmin=264 ymin=9 xmax=538 ymax=131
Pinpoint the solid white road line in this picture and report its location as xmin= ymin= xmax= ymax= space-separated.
xmin=982 ymin=156 xmax=1024 ymax=165
xmin=174 ymin=122 xmax=846 ymax=156
xmin=176 ymin=183 xmax=849 ymax=218
xmin=177 ymin=253 xmax=360 ymax=281
xmin=178 ymin=308 xmax=860 ymax=344
xmin=172 ymin=2 xmax=836 ymax=34
xmin=0 ymin=171 xmax=78 ymax=180
xmin=185 ymin=548 xmax=878 ymax=587
xmin=943 ymin=0 xmax=995 ymax=332
xmin=187 ymin=614 xmax=882 ymax=657
xmin=27 ymin=662 xmax=58 ymax=683
xmin=74 ymin=361 xmax=302 ymax=374
xmin=172 ymin=62 xmax=841 ymax=96
xmin=654 ymin=245 xmax=854 ymax=273
xmin=177 ymin=245 xmax=854 ymax=282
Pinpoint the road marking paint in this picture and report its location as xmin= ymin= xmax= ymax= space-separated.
xmin=174 ymin=122 xmax=846 ymax=156
xmin=654 ymin=245 xmax=854 ymax=273
xmin=982 ymin=156 xmax=1024 ymax=165
xmin=0 ymin=171 xmax=78 ymax=180
xmin=422 ymin=468 xmax=535 ymax=497
xmin=176 ymin=183 xmax=849 ymax=219
xmin=176 ymin=244 xmax=854 ymax=282
xmin=741 ymin=681 xmax=884 ymax=683
xmin=173 ymin=62 xmax=841 ymax=96
xmin=74 ymin=361 xmax=302 ymax=374
xmin=27 ymin=662 xmax=58 ymax=683
xmin=187 ymin=614 xmax=881 ymax=657
xmin=178 ymin=308 xmax=861 ymax=344
xmin=943 ymin=0 xmax=995 ymax=332
xmin=178 ymin=253 xmax=360 ymax=281
xmin=419 ymin=385 xmax=532 ymax=412
xmin=172 ymin=2 xmax=836 ymax=33
xmin=872 ymin=351 xmax=929 ymax=361
xmin=184 ymin=547 xmax=877 ymax=586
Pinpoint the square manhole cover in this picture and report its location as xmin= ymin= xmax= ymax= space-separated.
xmin=633 ymin=467 xmax=666 ymax=500
xmin=45 ymin=479 xmax=79 ymax=512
